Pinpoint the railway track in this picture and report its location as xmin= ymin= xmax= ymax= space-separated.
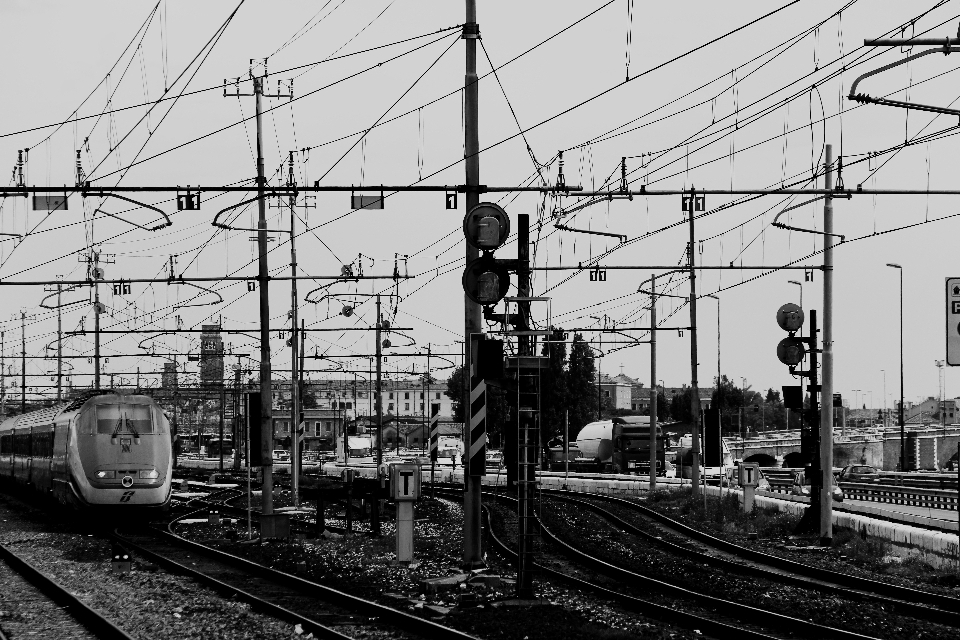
xmin=115 ymin=509 xmax=477 ymax=640
xmin=545 ymin=489 xmax=960 ymax=626
xmin=435 ymin=486 xmax=877 ymax=640
xmin=0 ymin=541 xmax=134 ymax=640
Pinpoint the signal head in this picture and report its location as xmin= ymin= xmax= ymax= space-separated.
xmin=776 ymin=337 xmax=806 ymax=366
xmin=462 ymin=255 xmax=510 ymax=306
xmin=463 ymin=202 xmax=510 ymax=251
xmin=776 ymin=302 xmax=804 ymax=332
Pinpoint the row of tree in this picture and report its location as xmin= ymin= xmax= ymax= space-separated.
xmin=444 ymin=329 xmax=600 ymax=445
xmin=444 ymin=332 xmax=798 ymax=444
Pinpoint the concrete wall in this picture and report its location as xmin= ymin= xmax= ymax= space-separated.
xmin=883 ymin=433 xmax=960 ymax=470
xmin=741 ymin=438 xmax=883 ymax=469
xmin=833 ymin=440 xmax=884 ymax=468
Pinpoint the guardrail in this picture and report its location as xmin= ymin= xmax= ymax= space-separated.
xmin=839 ymin=482 xmax=958 ymax=511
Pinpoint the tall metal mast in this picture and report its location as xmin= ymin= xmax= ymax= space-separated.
xmin=462 ymin=0 xmax=484 ymax=570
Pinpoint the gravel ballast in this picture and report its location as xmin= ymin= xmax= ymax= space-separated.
xmin=0 ymin=495 xmax=303 ymax=640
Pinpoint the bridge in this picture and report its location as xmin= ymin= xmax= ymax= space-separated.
xmin=728 ymin=425 xmax=960 ymax=471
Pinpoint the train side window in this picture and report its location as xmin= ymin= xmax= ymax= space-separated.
xmin=0 ymin=434 xmax=10 ymax=454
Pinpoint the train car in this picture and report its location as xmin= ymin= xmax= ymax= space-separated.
xmin=576 ymin=416 xmax=666 ymax=474
xmin=0 ymin=391 xmax=173 ymax=510
xmin=206 ymin=436 xmax=234 ymax=458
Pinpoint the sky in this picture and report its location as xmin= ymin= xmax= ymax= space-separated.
xmin=1 ymin=0 xmax=960 ymax=418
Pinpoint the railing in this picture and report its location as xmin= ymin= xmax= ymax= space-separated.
xmin=839 ymin=482 xmax=958 ymax=511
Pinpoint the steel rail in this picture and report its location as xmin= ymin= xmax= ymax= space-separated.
xmin=129 ymin=497 xmax=477 ymax=640
xmin=0 ymin=542 xmax=136 ymax=640
xmin=432 ymin=487 xmax=787 ymax=640
xmin=544 ymin=490 xmax=960 ymax=628
xmin=555 ymin=489 xmax=960 ymax=614
xmin=471 ymin=495 xmax=782 ymax=640
xmin=107 ymin=529 xmax=354 ymax=640
xmin=457 ymin=488 xmax=881 ymax=640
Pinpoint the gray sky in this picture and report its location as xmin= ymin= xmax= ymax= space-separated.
xmin=1 ymin=0 xmax=959 ymax=415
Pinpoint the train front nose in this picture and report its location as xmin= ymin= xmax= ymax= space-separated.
xmin=75 ymin=400 xmax=170 ymax=500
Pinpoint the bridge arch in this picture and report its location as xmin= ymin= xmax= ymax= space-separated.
xmin=782 ymin=451 xmax=806 ymax=468
xmin=744 ymin=453 xmax=778 ymax=468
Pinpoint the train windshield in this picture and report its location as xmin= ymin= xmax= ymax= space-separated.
xmin=96 ymin=404 xmax=155 ymax=434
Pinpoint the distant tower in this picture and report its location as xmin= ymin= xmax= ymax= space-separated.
xmin=200 ymin=325 xmax=224 ymax=387
xmin=162 ymin=361 xmax=178 ymax=389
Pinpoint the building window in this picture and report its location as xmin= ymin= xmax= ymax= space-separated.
xmin=388 ymin=403 xmax=394 ymax=411
xmin=405 ymin=392 xmax=410 ymax=399
xmin=420 ymin=403 xmax=424 ymax=411
xmin=432 ymin=403 xmax=440 ymax=415
xmin=325 ymin=422 xmax=332 ymax=432
xmin=435 ymin=392 xmax=441 ymax=400
xmin=347 ymin=402 xmax=353 ymax=409
xmin=389 ymin=392 xmax=394 ymax=399
xmin=405 ymin=403 xmax=410 ymax=411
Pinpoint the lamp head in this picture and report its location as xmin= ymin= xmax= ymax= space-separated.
xmin=886 ymin=263 xmax=901 ymax=269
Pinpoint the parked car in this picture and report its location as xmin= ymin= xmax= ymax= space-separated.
xmin=791 ymin=470 xmax=844 ymax=502
xmin=838 ymin=464 xmax=880 ymax=483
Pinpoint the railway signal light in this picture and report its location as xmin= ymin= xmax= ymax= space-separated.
xmin=463 ymin=202 xmax=511 ymax=306
xmin=776 ymin=303 xmax=807 ymax=367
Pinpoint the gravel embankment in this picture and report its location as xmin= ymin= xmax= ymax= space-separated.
xmin=176 ymin=494 xmax=701 ymax=639
xmin=633 ymin=492 xmax=960 ymax=596
xmin=541 ymin=497 xmax=957 ymax=640
xmin=0 ymin=495 xmax=303 ymax=640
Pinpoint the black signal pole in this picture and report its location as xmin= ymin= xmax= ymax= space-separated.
xmin=462 ymin=0 xmax=484 ymax=569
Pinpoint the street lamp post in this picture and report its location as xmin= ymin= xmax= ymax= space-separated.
xmin=887 ymin=263 xmax=905 ymax=472
xmin=881 ymin=370 xmax=887 ymax=430
xmin=788 ymin=280 xmax=803 ymax=309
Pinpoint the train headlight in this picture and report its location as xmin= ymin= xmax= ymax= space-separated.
xmin=139 ymin=469 xmax=159 ymax=479
xmin=95 ymin=470 xmax=116 ymax=479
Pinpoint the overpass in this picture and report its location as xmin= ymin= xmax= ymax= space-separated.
xmin=728 ymin=425 xmax=960 ymax=471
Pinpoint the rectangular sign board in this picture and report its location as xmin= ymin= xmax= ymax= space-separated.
xmin=351 ymin=194 xmax=384 ymax=210
xmin=948 ymin=278 xmax=960 ymax=365
xmin=739 ymin=462 xmax=759 ymax=487
xmin=32 ymin=195 xmax=67 ymax=211
xmin=390 ymin=463 xmax=420 ymax=501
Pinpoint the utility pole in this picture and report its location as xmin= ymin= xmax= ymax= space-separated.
xmin=649 ymin=274 xmax=657 ymax=490
xmin=372 ymin=294 xmax=383 ymax=535
xmin=233 ymin=359 xmax=243 ymax=471
xmin=820 ymin=144 xmax=834 ymax=545
xmin=20 ymin=310 xmax=36 ymax=414
xmin=462 ymin=0 xmax=484 ymax=569
xmin=287 ymin=151 xmax=301 ymax=507
xmin=43 ymin=281 xmax=65 ymax=402
xmin=224 ymin=62 xmax=292 ymax=519
xmin=1 ymin=331 xmax=5 ymax=418
xmin=687 ymin=187 xmax=702 ymax=498
xmin=93 ymin=253 xmax=102 ymax=390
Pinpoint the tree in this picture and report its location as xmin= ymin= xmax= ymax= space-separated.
xmin=566 ymin=333 xmax=598 ymax=434
xmin=444 ymin=364 xmax=508 ymax=443
xmin=762 ymin=388 xmax=787 ymax=431
xmin=669 ymin=387 xmax=696 ymax=424
xmin=540 ymin=328 xmax=568 ymax=444
xmin=445 ymin=365 xmax=467 ymax=423
xmin=711 ymin=375 xmax=743 ymax=425
xmin=656 ymin=390 xmax=671 ymax=422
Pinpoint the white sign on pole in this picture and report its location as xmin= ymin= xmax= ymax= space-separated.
xmin=947 ymin=278 xmax=960 ymax=365
xmin=739 ymin=462 xmax=759 ymax=488
xmin=390 ymin=463 xmax=421 ymax=501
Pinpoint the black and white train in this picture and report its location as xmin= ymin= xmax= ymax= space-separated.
xmin=0 ymin=391 xmax=173 ymax=510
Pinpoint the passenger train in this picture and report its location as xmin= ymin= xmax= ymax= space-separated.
xmin=0 ymin=391 xmax=173 ymax=510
